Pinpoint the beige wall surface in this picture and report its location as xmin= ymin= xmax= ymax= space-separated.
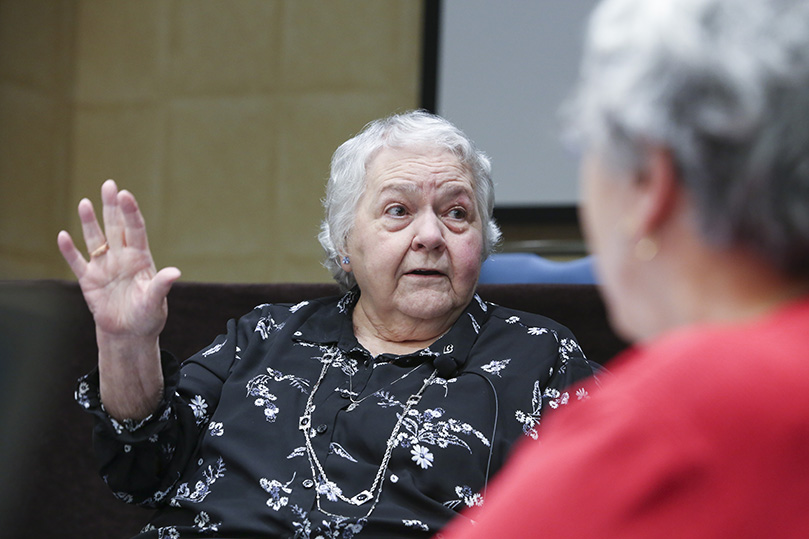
xmin=1 ymin=0 xmax=423 ymax=283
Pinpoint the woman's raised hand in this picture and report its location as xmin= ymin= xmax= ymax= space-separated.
xmin=58 ymin=179 xmax=181 ymax=337
xmin=57 ymin=179 xmax=181 ymax=420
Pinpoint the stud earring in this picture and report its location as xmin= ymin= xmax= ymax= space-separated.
xmin=633 ymin=237 xmax=658 ymax=262
xmin=342 ymin=255 xmax=350 ymax=265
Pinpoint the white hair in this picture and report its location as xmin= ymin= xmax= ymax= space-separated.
xmin=318 ymin=110 xmax=502 ymax=290
xmin=564 ymin=0 xmax=809 ymax=276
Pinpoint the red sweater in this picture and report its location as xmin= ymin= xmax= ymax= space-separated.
xmin=441 ymin=296 xmax=809 ymax=538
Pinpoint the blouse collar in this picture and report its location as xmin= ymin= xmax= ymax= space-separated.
xmin=293 ymin=287 xmax=491 ymax=372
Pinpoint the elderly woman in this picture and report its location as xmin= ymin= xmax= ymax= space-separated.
xmin=442 ymin=0 xmax=809 ymax=537
xmin=57 ymin=111 xmax=598 ymax=538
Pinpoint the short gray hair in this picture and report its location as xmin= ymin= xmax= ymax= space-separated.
xmin=318 ymin=110 xmax=502 ymax=290
xmin=564 ymin=0 xmax=809 ymax=276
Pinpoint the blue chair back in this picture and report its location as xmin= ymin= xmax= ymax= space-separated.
xmin=479 ymin=253 xmax=597 ymax=284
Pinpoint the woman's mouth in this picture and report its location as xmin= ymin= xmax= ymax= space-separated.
xmin=407 ymin=269 xmax=445 ymax=277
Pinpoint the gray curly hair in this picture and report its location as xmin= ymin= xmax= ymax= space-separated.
xmin=318 ymin=110 xmax=502 ymax=290
xmin=564 ymin=0 xmax=809 ymax=277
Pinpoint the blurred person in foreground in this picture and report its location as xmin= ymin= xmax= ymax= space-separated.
xmin=57 ymin=111 xmax=599 ymax=538
xmin=442 ymin=0 xmax=809 ymax=537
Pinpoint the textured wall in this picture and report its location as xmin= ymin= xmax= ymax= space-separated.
xmin=0 ymin=0 xmax=423 ymax=282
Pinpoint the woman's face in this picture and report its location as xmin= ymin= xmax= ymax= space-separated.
xmin=580 ymin=149 xmax=643 ymax=341
xmin=345 ymin=146 xmax=484 ymax=327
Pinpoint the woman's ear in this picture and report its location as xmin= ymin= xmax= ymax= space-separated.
xmin=633 ymin=146 xmax=681 ymax=238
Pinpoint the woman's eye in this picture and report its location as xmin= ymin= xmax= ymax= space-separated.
xmin=447 ymin=207 xmax=468 ymax=220
xmin=385 ymin=205 xmax=407 ymax=217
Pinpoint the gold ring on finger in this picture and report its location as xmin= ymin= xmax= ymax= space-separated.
xmin=90 ymin=242 xmax=110 ymax=258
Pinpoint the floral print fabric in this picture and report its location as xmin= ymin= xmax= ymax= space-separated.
xmin=76 ymin=290 xmax=599 ymax=538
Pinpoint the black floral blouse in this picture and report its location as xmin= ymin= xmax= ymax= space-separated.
xmin=75 ymin=289 xmax=599 ymax=538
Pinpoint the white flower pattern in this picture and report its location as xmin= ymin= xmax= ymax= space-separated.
xmin=316 ymin=478 xmax=344 ymax=502
xmin=396 ymin=406 xmax=491 ymax=458
xmin=260 ymin=474 xmax=295 ymax=511
xmin=246 ymin=367 xmax=311 ymax=423
xmin=527 ymin=326 xmax=549 ymax=336
xmin=189 ymin=395 xmax=208 ymax=425
xmin=194 ymin=511 xmax=221 ymax=532
xmin=444 ymin=484 xmax=485 ymax=509
xmin=403 ymin=519 xmax=430 ymax=531
xmin=208 ymin=421 xmax=224 ymax=436
xmin=515 ymin=381 xmax=544 ymax=440
xmin=171 ymin=457 xmax=226 ymax=504
xmin=410 ymin=444 xmax=434 ymax=469
xmin=202 ymin=340 xmax=227 ymax=357
xmin=481 ymin=358 xmax=511 ymax=377
xmin=79 ymin=289 xmax=596 ymax=537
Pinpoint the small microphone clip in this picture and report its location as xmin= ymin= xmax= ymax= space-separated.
xmin=433 ymin=355 xmax=465 ymax=379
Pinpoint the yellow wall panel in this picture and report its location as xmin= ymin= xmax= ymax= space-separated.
xmin=0 ymin=0 xmax=424 ymax=283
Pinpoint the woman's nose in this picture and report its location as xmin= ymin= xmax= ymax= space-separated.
xmin=411 ymin=213 xmax=446 ymax=251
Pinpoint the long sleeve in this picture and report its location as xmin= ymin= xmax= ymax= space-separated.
xmin=75 ymin=316 xmax=246 ymax=506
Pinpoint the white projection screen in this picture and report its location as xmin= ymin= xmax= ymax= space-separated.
xmin=433 ymin=0 xmax=600 ymax=213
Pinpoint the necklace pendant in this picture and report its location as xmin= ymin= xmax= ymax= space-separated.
xmin=298 ymin=415 xmax=311 ymax=431
xmin=350 ymin=490 xmax=373 ymax=505
xmin=347 ymin=403 xmax=358 ymax=412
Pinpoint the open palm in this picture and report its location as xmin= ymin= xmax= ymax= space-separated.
xmin=58 ymin=179 xmax=181 ymax=420
xmin=57 ymin=179 xmax=181 ymax=342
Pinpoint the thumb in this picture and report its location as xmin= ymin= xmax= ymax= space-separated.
xmin=148 ymin=267 xmax=182 ymax=306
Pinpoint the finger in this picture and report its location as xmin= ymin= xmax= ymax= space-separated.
xmin=147 ymin=267 xmax=182 ymax=308
xmin=78 ymin=198 xmax=107 ymax=255
xmin=101 ymin=179 xmax=124 ymax=250
xmin=118 ymin=189 xmax=150 ymax=252
xmin=57 ymin=230 xmax=89 ymax=278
